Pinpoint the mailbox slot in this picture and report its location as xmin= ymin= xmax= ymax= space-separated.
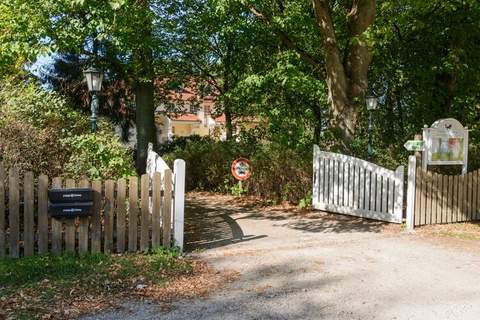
xmin=48 ymin=188 xmax=93 ymax=203
xmin=48 ymin=202 xmax=94 ymax=218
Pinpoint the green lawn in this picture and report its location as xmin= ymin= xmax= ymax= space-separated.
xmin=0 ymin=249 xmax=193 ymax=319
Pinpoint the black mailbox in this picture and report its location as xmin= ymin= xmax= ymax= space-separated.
xmin=48 ymin=188 xmax=94 ymax=218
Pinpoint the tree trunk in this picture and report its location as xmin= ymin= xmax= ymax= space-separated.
xmin=135 ymin=80 xmax=157 ymax=173
xmin=133 ymin=0 xmax=157 ymax=174
xmin=312 ymin=0 xmax=376 ymax=148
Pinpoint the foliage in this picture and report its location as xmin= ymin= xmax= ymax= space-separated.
xmin=0 ymin=79 xmax=134 ymax=179
xmin=0 ymin=250 xmax=192 ymax=319
xmin=62 ymin=133 xmax=136 ymax=180
xmin=163 ymin=137 xmax=311 ymax=203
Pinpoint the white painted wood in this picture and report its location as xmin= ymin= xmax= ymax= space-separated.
xmin=173 ymin=159 xmax=186 ymax=251
xmin=365 ymin=171 xmax=371 ymax=211
xmin=329 ymin=158 xmax=334 ymax=204
xmin=370 ymin=173 xmax=377 ymax=212
xmin=406 ymin=156 xmax=416 ymax=230
xmin=339 ymin=162 xmax=344 ymax=206
xmin=394 ymin=166 xmax=404 ymax=223
xmin=333 ymin=160 xmax=338 ymax=205
xmin=348 ymin=164 xmax=354 ymax=207
xmin=313 ymin=145 xmax=320 ymax=207
xmin=381 ymin=176 xmax=388 ymax=213
xmin=312 ymin=146 xmax=404 ymax=223
xmin=319 ymin=157 xmax=325 ymax=204
xmin=359 ymin=168 xmax=365 ymax=209
xmin=353 ymin=165 xmax=360 ymax=209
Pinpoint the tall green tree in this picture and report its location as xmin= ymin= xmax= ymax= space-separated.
xmin=0 ymin=0 xmax=163 ymax=172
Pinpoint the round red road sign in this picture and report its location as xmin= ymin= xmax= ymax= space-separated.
xmin=231 ymin=158 xmax=252 ymax=181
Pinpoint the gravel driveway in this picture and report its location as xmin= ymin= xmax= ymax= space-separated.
xmin=84 ymin=193 xmax=480 ymax=320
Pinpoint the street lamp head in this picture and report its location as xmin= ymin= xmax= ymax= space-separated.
xmin=83 ymin=67 xmax=103 ymax=92
xmin=366 ymin=95 xmax=378 ymax=111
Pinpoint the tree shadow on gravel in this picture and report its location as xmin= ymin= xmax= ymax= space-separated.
xmin=184 ymin=195 xmax=393 ymax=251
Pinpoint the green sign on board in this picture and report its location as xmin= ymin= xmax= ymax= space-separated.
xmin=404 ymin=140 xmax=425 ymax=151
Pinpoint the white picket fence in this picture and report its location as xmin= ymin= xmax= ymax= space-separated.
xmin=313 ymin=145 xmax=404 ymax=223
xmin=146 ymin=143 xmax=185 ymax=251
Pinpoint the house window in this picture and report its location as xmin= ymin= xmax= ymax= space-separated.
xmin=190 ymin=104 xmax=199 ymax=114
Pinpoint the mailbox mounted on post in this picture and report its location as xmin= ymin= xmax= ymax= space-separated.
xmin=48 ymin=188 xmax=94 ymax=218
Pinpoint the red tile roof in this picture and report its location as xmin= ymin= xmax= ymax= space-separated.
xmin=169 ymin=113 xmax=201 ymax=122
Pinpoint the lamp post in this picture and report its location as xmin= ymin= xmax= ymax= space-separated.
xmin=83 ymin=67 xmax=103 ymax=132
xmin=366 ymin=95 xmax=378 ymax=161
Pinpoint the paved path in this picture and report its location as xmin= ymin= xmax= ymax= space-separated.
xmin=84 ymin=194 xmax=480 ymax=320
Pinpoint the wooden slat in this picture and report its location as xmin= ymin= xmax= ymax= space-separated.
xmin=381 ymin=175 xmax=388 ymax=213
xmin=424 ymin=171 xmax=432 ymax=225
xmin=51 ymin=177 xmax=63 ymax=254
xmin=78 ymin=179 xmax=90 ymax=253
xmin=152 ymin=172 xmax=162 ymax=248
xmin=432 ymin=173 xmax=440 ymax=224
xmin=163 ymin=170 xmax=172 ymax=248
xmin=116 ymin=178 xmax=127 ymax=253
xmin=318 ymin=158 xmax=324 ymax=204
xmin=140 ymin=174 xmax=149 ymax=251
xmin=104 ymin=180 xmax=115 ymax=253
xmin=349 ymin=164 xmax=355 ymax=207
xmin=414 ymin=167 xmax=422 ymax=226
xmin=65 ymin=179 xmax=76 ymax=252
xmin=375 ymin=174 xmax=382 ymax=213
xmin=435 ymin=174 xmax=443 ymax=224
xmin=343 ymin=163 xmax=349 ymax=206
xmin=128 ymin=177 xmax=138 ymax=252
xmin=359 ymin=168 xmax=365 ymax=210
xmin=453 ymin=175 xmax=460 ymax=223
xmin=24 ymin=172 xmax=35 ymax=257
xmin=338 ymin=162 xmax=344 ymax=206
xmin=447 ymin=175 xmax=455 ymax=223
xmin=420 ymin=170 xmax=428 ymax=226
xmin=354 ymin=165 xmax=360 ymax=209
xmin=38 ymin=175 xmax=49 ymax=254
xmin=441 ymin=175 xmax=449 ymax=224
xmin=473 ymin=170 xmax=480 ymax=220
xmin=388 ymin=175 xmax=395 ymax=214
xmin=467 ymin=172 xmax=473 ymax=221
xmin=0 ymin=165 xmax=5 ymax=258
xmin=332 ymin=160 xmax=338 ymax=205
xmin=321 ymin=158 xmax=326 ymax=203
xmin=462 ymin=174 xmax=468 ymax=222
xmin=8 ymin=168 xmax=20 ymax=258
xmin=9 ymin=168 xmax=20 ymax=258
xmin=370 ymin=172 xmax=377 ymax=212
xmin=364 ymin=171 xmax=371 ymax=211
xmin=457 ymin=175 xmax=463 ymax=222
xmin=91 ymin=180 xmax=102 ymax=253
xmin=328 ymin=159 xmax=334 ymax=204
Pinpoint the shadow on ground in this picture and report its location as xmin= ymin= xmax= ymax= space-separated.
xmin=184 ymin=194 xmax=392 ymax=251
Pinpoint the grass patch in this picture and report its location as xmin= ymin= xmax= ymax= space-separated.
xmin=0 ymin=248 xmax=195 ymax=319
xmin=435 ymin=231 xmax=480 ymax=241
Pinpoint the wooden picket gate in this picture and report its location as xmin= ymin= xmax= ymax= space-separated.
xmin=0 ymin=151 xmax=185 ymax=258
xmin=406 ymin=155 xmax=480 ymax=228
xmin=313 ymin=145 xmax=404 ymax=223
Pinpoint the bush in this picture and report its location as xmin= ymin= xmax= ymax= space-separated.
xmin=0 ymin=79 xmax=134 ymax=179
xmin=62 ymin=133 xmax=135 ymax=180
xmin=162 ymin=137 xmax=312 ymax=203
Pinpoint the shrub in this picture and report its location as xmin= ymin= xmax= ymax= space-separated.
xmin=0 ymin=78 xmax=134 ymax=179
xmin=162 ymin=137 xmax=312 ymax=203
xmin=62 ymin=133 xmax=136 ymax=180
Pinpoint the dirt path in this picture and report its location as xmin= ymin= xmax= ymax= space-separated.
xmin=84 ymin=193 xmax=480 ymax=320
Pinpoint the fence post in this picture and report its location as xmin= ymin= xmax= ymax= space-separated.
xmin=394 ymin=166 xmax=404 ymax=223
xmin=406 ymin=155 xmax=416 ymax=230
xmin=312 ymin=145 xmax=320 ymax=208
xmin=173 ymin=159 xmax=186 ymax=252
